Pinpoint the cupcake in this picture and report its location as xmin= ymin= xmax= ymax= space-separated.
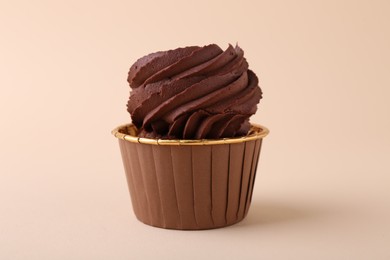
xmin=112 ymin=44 xmax=269 ymax=230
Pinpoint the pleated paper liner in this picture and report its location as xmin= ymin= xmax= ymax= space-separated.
xmin=112 ymin=123 xmax=269 ymax=230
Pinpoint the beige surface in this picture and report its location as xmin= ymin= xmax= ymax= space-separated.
xmin=1 ymin=0 xmax=389 ymax=259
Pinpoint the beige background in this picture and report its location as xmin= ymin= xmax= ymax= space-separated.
xmin=1 ymin=0 xmax=389 ymax=259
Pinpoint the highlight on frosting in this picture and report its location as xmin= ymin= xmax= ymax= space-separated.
xmin=126 ymin=44 xmax=262 ymax=139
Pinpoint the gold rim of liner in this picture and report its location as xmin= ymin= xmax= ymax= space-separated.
xmin=111 ymin=123 xmax=269 ymax=146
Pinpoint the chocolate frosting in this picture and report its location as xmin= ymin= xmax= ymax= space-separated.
xmin=127 ymin=44 xmax=262 ymax=139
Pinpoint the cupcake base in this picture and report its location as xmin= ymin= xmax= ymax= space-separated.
xmin=114 ymin=124 xmax=268 ymax=230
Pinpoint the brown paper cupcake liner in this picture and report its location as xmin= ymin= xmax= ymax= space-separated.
xmin=113 ymin=124 xmax=269 ymax=230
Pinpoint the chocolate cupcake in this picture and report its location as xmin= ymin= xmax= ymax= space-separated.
xmin=112 ymin=44 xmax=269 ymax=229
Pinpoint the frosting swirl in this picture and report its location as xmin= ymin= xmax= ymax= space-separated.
xmin=127 ymin=44 xmax=262 ymax=139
